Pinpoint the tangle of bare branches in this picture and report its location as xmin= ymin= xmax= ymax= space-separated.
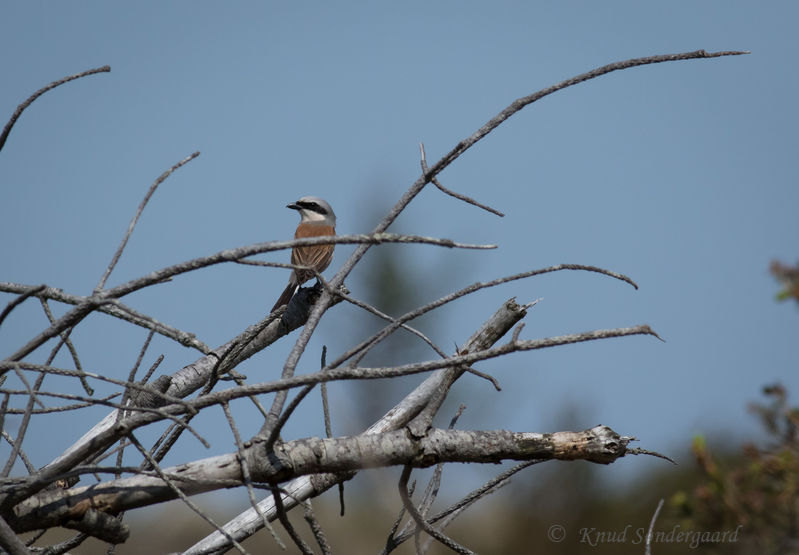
xmin=0 ymin=49 xmax=746 ymax=553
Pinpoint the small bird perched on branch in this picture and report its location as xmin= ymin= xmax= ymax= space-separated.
xmin=271 ymin=196 xmax=336 ymax=313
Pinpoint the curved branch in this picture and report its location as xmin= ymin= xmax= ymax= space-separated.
xmin=0 ymin=284 xmax=45 ymax=328
xmin=426 ymin=50 xmax=748 ymax=179
xmin=337 ymin=263 xmax=638 ymax=369
xmin=0 ymin=65 xmax=111 ymax=153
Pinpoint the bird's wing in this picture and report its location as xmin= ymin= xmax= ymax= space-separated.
xmin=292 ymin=224 xmax=335 ymax=282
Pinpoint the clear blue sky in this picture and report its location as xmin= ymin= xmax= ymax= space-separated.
xmin=1 ymin=3 xmax=797 ymax=490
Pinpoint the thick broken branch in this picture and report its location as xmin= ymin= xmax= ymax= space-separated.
xmin=7 ymin=425 xmax=629 ymax=536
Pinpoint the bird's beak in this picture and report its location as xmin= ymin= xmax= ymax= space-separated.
xmin=286 ymin=202 xmax=300 ymax=210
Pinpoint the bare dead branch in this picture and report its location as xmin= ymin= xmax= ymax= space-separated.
xmin=94 ymin=151 xmax=201 ymax=292
xmin=37 ymin=531 xmax=90 ymax=554
xmin=2 ymin=370 xmax=44 ymax=478
xmin=0 ymin=284 xmax=45 ymax=328
xmin=187 ymin=299 xmax=528 ymax=552
xmin=272 ymin=487 xmax=313 ymax=555
xmin=222 ymin=401 xmax=282 ymax=549
xmin=0 ymin=396 xmax=117 ymax=415
xmin=320 ymin=346 xmax=333 ymax=440
xmin=398 ymin=464 xmax=473 ymax=555
xmin=384 ymin=481 xmax=414 ymax=555
xmin=138 ymin=353 xmax=164 ymax=388
xmin=2 ymin=233 xmax=490 ymax=365
xmin=645 ymin=498 xmax=665 ymax=555
xmin=415 ymin=405 xmax=466 ymax=546
xmin=0 ymin=282 xmax=211 ymax=352
xmin=113 ymin=330 xmax=157 ymax=480
xmin=303 ymin=500 xmax=332 ymax=555
xmin=425 ymin=50 xmax=748 ymax=184
xmin=0 ymin=65 xmax=110 ymax=153
xmin=420 ymin=142 xmax=504 ymax=217
xmin=60 ymin=508 xmax=127 ymax=544
xmin=627 ymin=446 xmax=676 ymax=464
xmin=186 ymin=300 xmax=527 ymax=555
xmin=153 ymin=321 xmax=655 ymax=550
xmin=0 ymin=50 xmax=746 ymax=552
xmin=0 ymin=513 xmax=32 ymax=555
xmin=267 ymin=51 xmax=746 ymax=434
xmin=339 ymin=264 xmax=637 ymax=369
xmin=1 ymin=320 xmax=658 ymax=459
xmin=0 ymin=430 xmax=35 ymax=474
xmin=39 ymin=298 xmax=93 ymax=395
xmin=3 ymin=296 xmax=109 ymax=367
xmin=29 ymin=305 xmax=302 ymax=494
xmin=332 ymin=287 xmax=447 ymax=358
xmin=125 ymin=433 xmax=247 ymax=553
xmin=8 ymin=425 xmax=633 ymax=534
xmin=1 ymin=362 xmax=191 ymax=410
xmin=0 ymin=394 xmax=8 ymax=442
xmin=385 ymin=460 xmax=539 ymax=552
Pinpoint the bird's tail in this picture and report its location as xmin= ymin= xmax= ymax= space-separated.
xmin=271 ymin=278 xmax=298 ymax=313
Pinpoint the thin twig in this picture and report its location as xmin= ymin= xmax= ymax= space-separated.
xmin=321 ymin=284 xmax=448 ymax=359
xmin=412 ymin=405 xmax=467 ymax=551
xmin=2 ymin=369 xmax=44 ymax=477
xmin=0 ymin=395 xmax=118 ymax=415
xmin=94 ymin=151 xmax=201 ymax=292
xmin=303 ymin=500 xmax=332 ymax=555
xmin=341 ymin=264 xmax=637 ymax=369
xmin=420 ymin=142 xmax=504 ymax=217
xmin=320 ymin=346 xmax=333 ymax=439
xmin=114 ymin=330 xmax=156 ymax=478
xmin=0 ymin=431 xmax=35 ymax=474
xmin=645 ymin=498 xmax=665 ymax=555
xmin=126 ymin=433 xmax=248 ymax=554
xmin=384 ymin=480 xmax=416 ymax=554
xmin=38 ymin=531 xmax=90 ymax=555
xmin=40 ymin=298 xmax=93 ymax=395
xmin=1 ymin=361 xmax=191 ymax=408
xmin=8 ymin=365 xmax=44 ymax=410
xmin=388 ymin=460 xmax=540 ymax=551
xmin=24 ymin=528 xmax=47 ymax=548
xmin=264 ymin=384 xmax=315 ymax=450
xmin=0 ymin=65 xmax=111 ymax=153
xmin=0 ymin=282 xmax=210 ymax=352
xmin=222 ymin=402 xmax=284 ymax=550
xmin=0 ymin=393 xmax=8 ymax=442
xmin=0 ymin=284 xmax=45 ymax=328
xmin=138 ymin=354 xmax=164 ymax=386
xmin=398 ymin=465 xmax=473 ymax=555
xmin=272 ymin=487 xmax=314 ymax=555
